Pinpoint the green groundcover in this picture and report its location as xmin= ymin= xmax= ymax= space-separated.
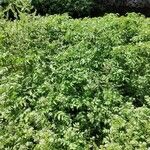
xmin=0 ymin=13 xmax=150 ymax=149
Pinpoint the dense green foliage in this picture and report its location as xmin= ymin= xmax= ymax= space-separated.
xmin=0 ymin=13 xmax=150 ymax=149
xmin=0 ymin=0 xmax=95 ymax=18
xmin=0 ymin=0 xmax=32 ymax=19
xmin=31 ymin=0 xmax=94 ymax=17
xmin=1 ymin=0 xmax=150 ymax=18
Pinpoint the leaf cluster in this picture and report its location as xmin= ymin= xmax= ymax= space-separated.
xmin=0 ymin=13 xmax=150 ymax=149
